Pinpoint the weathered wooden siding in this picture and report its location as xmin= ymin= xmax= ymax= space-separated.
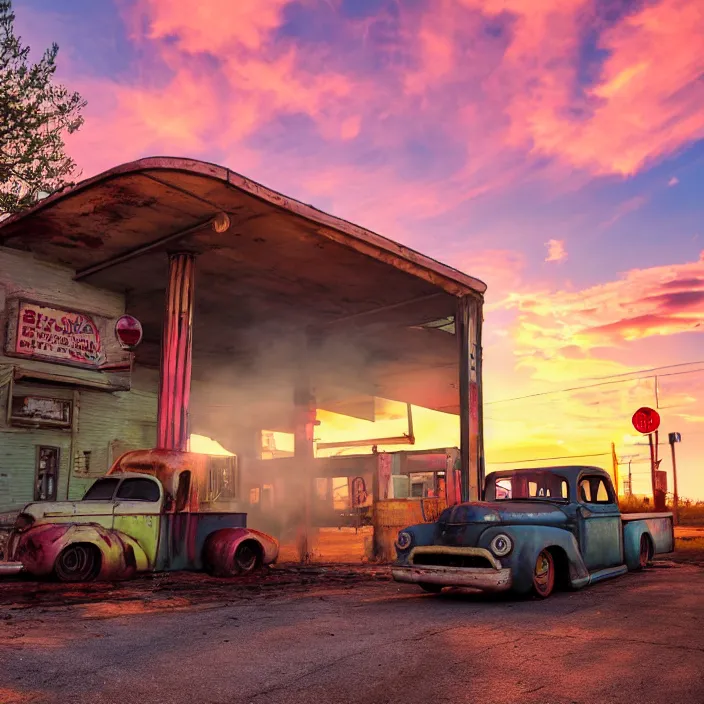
xmin=68 ymin=389 xmax=157 ymax=500
xmin=0 ymin=247 xmax=158 ymax=514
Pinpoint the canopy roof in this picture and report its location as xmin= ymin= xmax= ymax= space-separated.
xmin=0 ymin=157 xmax=486 ymax=432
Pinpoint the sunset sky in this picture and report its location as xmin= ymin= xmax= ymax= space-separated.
xmin=14 ymin=0 xmax=704 ymax=499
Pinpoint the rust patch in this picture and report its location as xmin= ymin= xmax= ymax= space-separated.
xmin=50 ymin=233 xmax=104 ymax=249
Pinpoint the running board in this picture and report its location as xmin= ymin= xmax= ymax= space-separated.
xmin=588 ymin=564 xmax=628 ymax=585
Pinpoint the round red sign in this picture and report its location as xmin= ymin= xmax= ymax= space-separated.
xmin=115 ymin=315 xmax=143 ymax=351
xmin=631 ymin=406 xmax=660 ymax=434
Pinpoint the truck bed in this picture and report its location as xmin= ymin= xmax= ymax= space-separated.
xmin=621 ymin=512 xmax=674 ymax=565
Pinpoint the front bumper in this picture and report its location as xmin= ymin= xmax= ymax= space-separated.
xmin=392 ymin=546 xmax=512 ymax=592
xmin=392 ymin=565 xmax=512 ymax=591
xmin=0 ymin=562 xmax=24 ymax=576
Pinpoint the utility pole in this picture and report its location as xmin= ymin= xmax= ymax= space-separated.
xmin=668 ymin=432 xmax=681 ymax=525
xmin=648 ymin=432 xmax=657 ymax=502
xmin=628 ymin=459 xmax=633 ymax=497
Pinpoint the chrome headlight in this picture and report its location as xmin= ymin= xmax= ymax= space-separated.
xmin=395 ymin=531 xmax=413 ymax=551
xmin=490 ymin=533 xmax=513 ymax=557
xmin=13 ymin=513 xmax=34 ymax=533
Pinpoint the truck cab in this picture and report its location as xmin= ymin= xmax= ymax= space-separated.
xmin=7 ymin=449 xmax=279 ymax=582
xmin=392 ymin=465 xmax=674 ymax=598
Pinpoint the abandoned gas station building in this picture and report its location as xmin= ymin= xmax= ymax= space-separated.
xmin=0 ymin=157 xmax=486 ymax=560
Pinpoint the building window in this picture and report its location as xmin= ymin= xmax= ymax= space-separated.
xmin=12 ymin=396 xmax=72 ymax=429
xmin=35 ymin=446 xmax=60 ymax=501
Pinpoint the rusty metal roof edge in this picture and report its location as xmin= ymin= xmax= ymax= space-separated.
xmin=0 ymin=156 xmax=487 ymax=296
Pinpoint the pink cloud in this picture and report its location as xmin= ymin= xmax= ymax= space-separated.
xmin=507 ymin=251 xmax=704 ymax=356
xmin=545 ymin=239 xmax=567 ymax=263
xmin=460 ymin=0 xmax=704 ymax=176
xmin=20 ymin=0 xmax=704 ymax=238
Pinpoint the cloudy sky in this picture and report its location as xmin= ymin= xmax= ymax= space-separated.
xmin=14 ymin=0 xmax=704 ymax=499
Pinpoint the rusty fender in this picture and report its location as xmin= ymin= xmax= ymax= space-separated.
xmin=12 ymin=523 xmax=149 ymax=580
xmin=203 ymin=527 xmax=279 ymax=576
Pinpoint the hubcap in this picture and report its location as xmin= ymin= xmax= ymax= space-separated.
xmin=533 ymin=551 xmax=553 ymax=596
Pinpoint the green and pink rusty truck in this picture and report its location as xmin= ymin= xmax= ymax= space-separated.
xmin=3 ymin=449 xmax=279 ymax=581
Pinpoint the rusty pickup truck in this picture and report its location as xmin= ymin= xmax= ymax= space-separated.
xmin=392 ymin=466 xmax=674 ymax=598
xmin=4 ymin=449 xmax=279 ymax=582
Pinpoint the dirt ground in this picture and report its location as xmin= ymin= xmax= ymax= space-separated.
xmin=1 ymin=549 xmax=703 ymax=704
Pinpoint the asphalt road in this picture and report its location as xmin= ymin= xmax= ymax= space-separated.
xmin=1 ymin=560 xmax=703 ymax=704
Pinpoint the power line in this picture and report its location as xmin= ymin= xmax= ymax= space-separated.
xmin=487 ymin=451 xmax=611 ymax=465
xmin=486 ymin=366 xmax=704 ymax=406
xmin=586 ymin=359 xmax=704 ymax=381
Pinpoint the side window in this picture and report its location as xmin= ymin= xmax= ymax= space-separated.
xmin=596 ymin=481 xmax=609 ymax=502
xmin=175 ymin=471 xmax=191 ymax=512
xmin=83 ymin=478 xmax=120 ymax=501
xmin=116 ymin=478 xmax=160 ymax=502
xmin=579 ymin=476 xmax=613 ymax=504
xmin=495 ymin=478 xmax=512 ymax=499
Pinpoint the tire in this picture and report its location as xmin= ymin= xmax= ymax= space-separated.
xmin=532 ymin=549 xmax=555 ymax=598
xmin=234 ymin=541 xmax=259 ymax=575
xmin=419 ymin=583 xmax=444 ymax=594
xmin=55 ymin=543 xmax=101 ymax=582
xmin=637 ymin=534 xmax=651 ymax=570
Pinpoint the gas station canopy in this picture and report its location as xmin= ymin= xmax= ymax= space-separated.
xmin=0 ymin=157 xmax=486 ymax=432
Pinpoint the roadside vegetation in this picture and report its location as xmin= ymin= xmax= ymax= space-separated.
xmin=619 ymin=495 xmax=704 ymax=526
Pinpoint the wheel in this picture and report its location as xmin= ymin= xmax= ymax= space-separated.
xmin=532 ymin=549 xmax=555 ymax=598
xmin=638 ymin=534 xmax=651 ymax=570
xmin=419 ymin=583 xmax=444 ymax=594
xmin=55 ymin=544 xmax=101 ymax=582
xmin=233 ymin=541 xmax=259 ymax=575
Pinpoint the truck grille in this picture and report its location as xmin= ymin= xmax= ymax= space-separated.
xmin=412 ymin=552 xmax=493 ymax=569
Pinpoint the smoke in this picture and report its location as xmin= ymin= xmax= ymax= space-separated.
xmin=186 ymin=312 xmax=460 ymax=557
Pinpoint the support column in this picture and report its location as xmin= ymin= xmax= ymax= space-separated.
xmin=456 ymin=295 xmax=484 ymax=503
xmin=293 ymin=379 xmax=317 ymax=563
xmin=157 ymin=253 xmax=196 ymax=451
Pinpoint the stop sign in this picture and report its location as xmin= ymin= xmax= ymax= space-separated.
xmin=115 ymin=315 xmax=143 ymax=351
xmin=632 ymin=407 xmax=660 ymax=434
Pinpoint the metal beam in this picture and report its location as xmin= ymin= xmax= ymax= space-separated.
xmin=316 ymin=293 xmax=446 ymax=329
xmin=74 ymin=217 xmax=214 ymax=280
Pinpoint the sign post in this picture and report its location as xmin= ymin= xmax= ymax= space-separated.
xmin=668 ymin=432 xmax=681 ymax=525
xmin=631 ymin=407 xmax=663 ymax=509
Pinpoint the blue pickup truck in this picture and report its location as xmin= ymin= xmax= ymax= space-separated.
xmin=392 ymin=466 xmax=674 ymax=598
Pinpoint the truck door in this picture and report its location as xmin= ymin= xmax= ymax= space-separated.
xmin=112 ymin=477 xmax=162 ymax=568
xmin=576 ymin=474 xmax=622 ymax=570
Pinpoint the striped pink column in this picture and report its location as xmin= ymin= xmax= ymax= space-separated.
xmin=157 ymin=253 xmax=195 ymax=451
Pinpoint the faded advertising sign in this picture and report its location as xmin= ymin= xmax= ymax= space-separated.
xmin=13 ymin=301 xmax=104 ymax=366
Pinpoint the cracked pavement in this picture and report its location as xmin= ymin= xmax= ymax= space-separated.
xmin=1 ymin=560 xmax=703 ymax=704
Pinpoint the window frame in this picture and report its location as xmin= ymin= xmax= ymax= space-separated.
xmin=115 ymin=477 xmax=162 ymax=503
xmin=577 ymin=474 xmax=616 ymax=505
xmin=82 ymin=477 xmax=121 ymax=502
xmin=490 ymin=473 xmax=570 ymax=503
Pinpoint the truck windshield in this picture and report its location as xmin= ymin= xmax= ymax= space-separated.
xmin=492 ymin=472 xmax=568 ymax=502
xmin=82 ymin=478 xmax=120 ymax=501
